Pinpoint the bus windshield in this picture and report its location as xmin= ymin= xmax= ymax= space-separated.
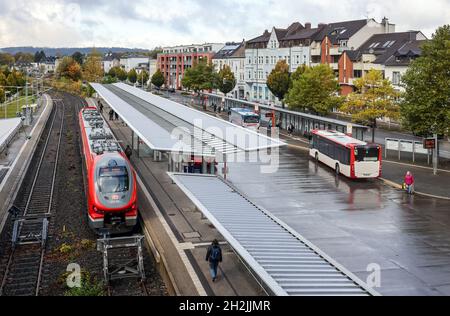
xmin=98 ymin=166 xmax=129 ymax=193
xmin=244 ymin=115 xmax=259 ymax=124
xmin=355 ymin=146 xmax=380 ymax=162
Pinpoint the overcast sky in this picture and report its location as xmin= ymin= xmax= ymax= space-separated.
xmin=0 ymin=0 xmax=448 ymax=49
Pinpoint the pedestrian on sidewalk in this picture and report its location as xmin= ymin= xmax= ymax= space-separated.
xmin=213 ymin=102 xmax=217 ymax=113
xmin=125 ymin=145 xmax=132 ymax=161
xmin=109 ymin=109 xmax=114 ymax=121
xmin=288 ymin=123 xmax=294 ymax=136
xmin=115 ymin=112 xmax=119 ymax=121
xmin=205 ymin=239 xmax=222 ymax=282
xmin=404 ymin=171 xmax=415 ymax=194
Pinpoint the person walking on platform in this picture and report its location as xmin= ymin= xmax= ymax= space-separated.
xmin=205 ymin=239 xmax=222 ymax=282
xmin=125 ymin=145 xmax=132 ymax=161
xmin=404 ymin=171 xmax=415 ymax=194
xmin=115 ymin=111 xmax=119 ymax=121
xmin=98 ymin=100 xmax=103 ymax=114
xmin=109 ymin=109 xmax=114 ymax=121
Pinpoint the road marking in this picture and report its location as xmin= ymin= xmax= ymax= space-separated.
xmin=136 ymin=174 xmax=207 ymax=296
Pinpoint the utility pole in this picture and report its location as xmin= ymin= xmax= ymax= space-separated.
xmin=433 ymin=133 xmax=438 ymax=175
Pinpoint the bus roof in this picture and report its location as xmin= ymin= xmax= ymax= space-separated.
xmin=231 ymin=108 xmax=258 ymax=116
xmin=313 ymin=130 xmax=367 ymax=147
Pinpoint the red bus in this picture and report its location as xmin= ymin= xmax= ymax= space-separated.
xmin=309 ymin=130 xmax=382 ymax=179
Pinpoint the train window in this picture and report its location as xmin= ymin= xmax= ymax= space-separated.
xmin=98 ymin=166 xmax=129 ymax=193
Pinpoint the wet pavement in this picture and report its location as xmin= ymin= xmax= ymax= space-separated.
xmin=223 ymin=146 xmax=450 ymax=296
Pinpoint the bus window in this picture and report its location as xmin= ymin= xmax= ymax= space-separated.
xmin=244 ymin=116 xmax=259 ymax=124
xmin=355 ymin=146 xmax=379 ymax=162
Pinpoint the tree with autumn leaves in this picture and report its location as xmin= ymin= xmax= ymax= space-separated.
xmin=340 ymin=69 xmax=400 ymax=142
xmin=267 ymin=60 xmax=290 ymax=108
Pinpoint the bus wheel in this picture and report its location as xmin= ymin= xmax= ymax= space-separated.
xmin=315 ymin=152 xmax=319 ymax=162
xmin=335 ymin=164 xmax=340 ymax=175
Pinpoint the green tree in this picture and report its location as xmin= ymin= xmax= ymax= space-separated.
xmin=34 ymin=50 xmax=46 ymax=63
xmin=286 ymin=64 xmax=342 ymax=115
xmin=6 ymin=73 xmax=17 ymax=87
xmin=0 ymin=71 xmax=6 ymax=87
xmin=401 ymin=25 xmax=450 ymax=137
xmin=83 ymin=49 xmax=104 ymax=83
xmin=151 ymin=69 xmax=165 ymax=88
xmin=56 ymin=56 xmax=82 ymax=81
xmin=72 ymin=52 xmax=84 ymax=65
xmin=341 ymin=69 xmax=400 ymax=142
xmin=14 ymin=52 xmax=34 ymax=64
xmin=0 ymin=87 xmax=5 ymax=103
xmin=137 ymin=70 xmax=149 ymax=85
xmin=0 ymin=53 xmax=15 ymax=66
xmin=217 ymin=65 xmax=236 ymax=96
xmin=267 ymin=60 xmax=290 ymax=107
xmin=290 ymin=64 xmax=307 ymax=86
xmin=128 ymin=69 xmax=138 ymax=84
xmin=181 ymin=59 xmax=217 ymax=92
xmin=116 ymin=68 xmax=128 ymax=81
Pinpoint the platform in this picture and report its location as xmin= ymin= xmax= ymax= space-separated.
xmin=169 ymin=173 xmax=378 ymax=296
xmin=0 ymin=118 xmax=22 ymax=154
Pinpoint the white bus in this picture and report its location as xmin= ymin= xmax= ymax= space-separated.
xmin=309 ymin=130 xmax=382 ymax=179
xmin=229 ymin=108 xmax=260 ymax=129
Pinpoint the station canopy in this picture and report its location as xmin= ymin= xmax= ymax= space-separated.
xmin=90 ymin=83 xmax=285 ymax=158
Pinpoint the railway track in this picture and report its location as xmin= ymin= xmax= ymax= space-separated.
xmin=0 ymin=99 xmax=65 ymax=296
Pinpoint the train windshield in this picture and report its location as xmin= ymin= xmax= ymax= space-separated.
xmin=98 ymin=166 xmax=129 ymax=193
xmin=355 ymin=146 xmax=380 ymax=162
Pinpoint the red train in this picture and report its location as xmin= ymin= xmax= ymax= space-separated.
xmin=79 ymin=107 xmax=137 ymax=234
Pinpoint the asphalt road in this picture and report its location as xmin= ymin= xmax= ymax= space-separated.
xmin=161 ymin=89 xmax=450 ymax=295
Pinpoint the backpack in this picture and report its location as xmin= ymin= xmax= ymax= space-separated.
xmin=210 ymin=246 xmax=220 ymax=261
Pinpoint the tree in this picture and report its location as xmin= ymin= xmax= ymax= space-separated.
xmin=14 ymin=52 xmax=34 ymax=64
xmin=112 ymin=67 xmax=128 ymax=81
xmin=340 ymin=69 xmax=400 ymax=142
xmin=217 ymin=65 xmax=236 ymax=96
xmin=401 ymin=25 xmax=450 ymax=137
xmin=0 ymin=87 xmax=5 ymax=103
xmin=290 ymin=64 xmax=307 ymax=85
xmin=286 ymin=64 xmax=342 ymax=115
xmin=56 ymin=56 xmax=82 ymax=81
xmin=267 ymin=60 xmax=290 ymax=107
xmin=137 ymin=70 xmax=149 ymax=85
xmin=0 ymin=53 xmax=15 ymax=66
xmin=72 ymin=52 xmax=84 ymax=65
xmin=0 ymin=71 xmax=6 ymax=87
xmin=83 ymin=49 xmax=103 ymax=83
xmin=151 ymin=69 xmax=165 ymax=88
xmin=128 ymin=69 xmax=137 ymax=84
xmin=34 ymin=50 xmax=46 ymax=63
xmin=181 ymin=59 xmax=217 ymax=92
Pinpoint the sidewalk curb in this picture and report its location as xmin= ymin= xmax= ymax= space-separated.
xmin=379 ymin=177 xmax=450 ymax=200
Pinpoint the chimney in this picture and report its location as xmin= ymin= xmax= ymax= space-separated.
xmin=382 ymin=17 xmax=389 ymax=33
xmin=305 ymin=22 xmax=311 ymax=29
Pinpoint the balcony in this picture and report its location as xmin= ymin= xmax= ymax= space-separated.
xmin=311 ymin=47 xmax=321 ymax=56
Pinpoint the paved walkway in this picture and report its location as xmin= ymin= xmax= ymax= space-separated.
xmin=99 ymin=101 xmax=264 ymax=296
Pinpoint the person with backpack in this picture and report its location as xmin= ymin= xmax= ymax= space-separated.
xmin=404 ymin=171 xmax=415 ymax=194
xmin=205 ymin=239 xmax=222 ymax=282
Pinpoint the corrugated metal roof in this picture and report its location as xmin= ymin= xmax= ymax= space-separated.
xmin=169 ymin=173 xmax=379 ymax=296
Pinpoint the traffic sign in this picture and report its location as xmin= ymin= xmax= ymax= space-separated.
xmin=423 ymin=138 xmax=436 ymax=149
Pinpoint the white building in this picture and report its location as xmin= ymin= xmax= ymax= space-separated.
xmin=120 ymin=55 xmax=150 ymax=73
xmin=212 ymin=41 xmax=246 ymax=99
xmin=245 ymin=18 xmax=396 ymax=103
xmin=148 ymin=59 xmax=157 ymax=78
xmin=245 ymin=22 xmax=319 ymax=104
xmin=103 ymin=52 xmax=121 ymax=74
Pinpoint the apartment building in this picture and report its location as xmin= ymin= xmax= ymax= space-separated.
xmin=310 ymin=18 xmax=396 ymax=74
xmin=157 ymin=43 xmax=224 ymax=89
xmin=120 ymin=54 xmax=150 ymax=73
xmin=338 ymin=31 xmax=427 ymax=94
xmin=212 ymin=41 xmax=246 ymax=99
xmin=102 ymin=52 xmax=121 ymax=73
xmin=245 ymin=22 xmax=323 ymax=104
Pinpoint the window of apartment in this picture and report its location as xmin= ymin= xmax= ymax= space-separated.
xmin=266 ymin=56 xmax=269 ymax=64
xmin=340 ymin=40 xmax=348 ymax=47
xmin=392 ymin=71 xmax=401 ymax=85
xmin=353 ymin=70 xmax=362 ymax=78
xmin=296 ymin=55 xmax=300 ymax=64
xmin=248 ymin=71 xmax=251 ymax=79
xmin=259 ymin=87 xmax=263 ymax=99
xmin=265 ymin=87 xmax=269 ymax=100
xmin=253 ymin=86 xmax=257 ymax=98
xmin=287 ymin=56 xmax=291 ymax=64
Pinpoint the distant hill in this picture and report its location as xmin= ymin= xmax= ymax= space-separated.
xmin=0 ymin=47 xmax=151 ymax=56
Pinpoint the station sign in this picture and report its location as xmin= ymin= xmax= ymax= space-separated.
xmin=423 ymin=138 xmax=436 ymax=149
